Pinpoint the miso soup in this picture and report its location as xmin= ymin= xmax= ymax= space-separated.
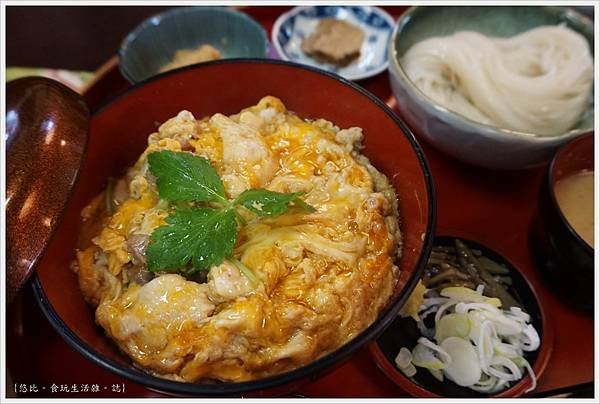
xmin=554 ymin=170 xmax=595 ymax=247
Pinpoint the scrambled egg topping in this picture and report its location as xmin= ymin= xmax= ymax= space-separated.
xmin=73 ymin=96 xmax=402 ymax=382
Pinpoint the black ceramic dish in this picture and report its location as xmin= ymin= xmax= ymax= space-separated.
xmin=371 ymin=236 xmax=548 ymax=398
xmin=530 ymin=133 xmax=594 ymax=313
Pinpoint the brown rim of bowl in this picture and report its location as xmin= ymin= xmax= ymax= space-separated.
xmin=31 ymin=58 xmax=437 ymax=396
xmin=388 ymin=5 xmax=594 ymax=142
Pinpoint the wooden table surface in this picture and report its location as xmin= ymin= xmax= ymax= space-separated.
xmin=6 ymin=5 xmax=595 ymax=398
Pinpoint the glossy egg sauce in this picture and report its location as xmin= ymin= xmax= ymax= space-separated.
xmin=73 ymin=96 xmax=402 ymax=382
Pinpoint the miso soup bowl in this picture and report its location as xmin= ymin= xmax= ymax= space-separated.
xmin=530 ymin=133 xmax=594 ymax=312
xmin=23 ymin=60 xmax=436 ymax=396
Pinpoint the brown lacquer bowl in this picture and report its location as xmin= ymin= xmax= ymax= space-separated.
xmin=31 ymin=60 xmax=435 ymax=396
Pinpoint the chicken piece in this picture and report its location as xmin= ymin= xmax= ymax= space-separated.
xmin=98 ymin=274 xmax=215 ymax=345
xmin=209 ymin=113 xmax=277 ymax=197
xmin=126 ymin=264 xmax=155 ymax=285
xmin=148 ymin=110 xmax=197 ymax=148
xmin=207 ymin=261 xmax=253 ymax=304
xmin=127 ymin=233 xmax=148 ymax=266
xmin=125 ymin=233 xmax=154 ymax=286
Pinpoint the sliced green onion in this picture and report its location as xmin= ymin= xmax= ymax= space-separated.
xmin=435 ymin=312 xmax=471 ymax=343
xmin=395 ymin=347 xmax=412 ymax=369
xmin=412 ymin=343 xmax=446 ymax=370
xmin=397 ymin=284 xmax=540 ymax=393
xmin=441 ymin=337 xmax=482 ymax=387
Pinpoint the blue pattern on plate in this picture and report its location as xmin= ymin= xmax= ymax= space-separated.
xmin=274 ymin=6 xmax=394 ymax=81
xmin=280 ymin=7 xmax=393 ymax=47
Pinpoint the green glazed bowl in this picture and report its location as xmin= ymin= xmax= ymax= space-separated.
xmin=119 ymin=6 xmax=269 ymax=84
xmin=389 ymin=6 xmax=594 ymax=170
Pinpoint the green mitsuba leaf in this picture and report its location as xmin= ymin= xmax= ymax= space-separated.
xmin=147 ymin=150 xmax=226 ymax=204
xmin=145 ymin=150 xmax=315 ymax=279
xmin=233 ymin=189 xmax=316 ymax=217
xmin=146 ymin=207 xmax=237 ymax=273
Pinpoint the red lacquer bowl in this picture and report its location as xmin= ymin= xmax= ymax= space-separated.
xmin=32 ymin=59 xmax=435 ymax=396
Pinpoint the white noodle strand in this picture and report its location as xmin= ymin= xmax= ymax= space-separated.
xmin=401 ymin=26 xmax=593 ymax=136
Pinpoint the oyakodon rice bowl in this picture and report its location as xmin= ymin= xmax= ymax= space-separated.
xmin=72 ymin=96 xmax=402 ymax=383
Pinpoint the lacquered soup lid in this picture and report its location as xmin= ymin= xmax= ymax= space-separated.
xmin=6 ymin=77 xmax=89 ymax=303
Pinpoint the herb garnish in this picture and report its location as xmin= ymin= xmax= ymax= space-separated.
xmin=146 ymin=150 xmax=315 ymax=276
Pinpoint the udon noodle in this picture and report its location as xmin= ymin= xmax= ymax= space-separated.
xmin=401 ymin=26 xmax=593 ymax=136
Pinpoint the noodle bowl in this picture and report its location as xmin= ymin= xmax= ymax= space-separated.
xmin=401 ymin=26 xmax=593 ymax=136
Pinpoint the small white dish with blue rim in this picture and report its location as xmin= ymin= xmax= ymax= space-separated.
xmin=272 ymin=6 xmax=395 ymax=81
